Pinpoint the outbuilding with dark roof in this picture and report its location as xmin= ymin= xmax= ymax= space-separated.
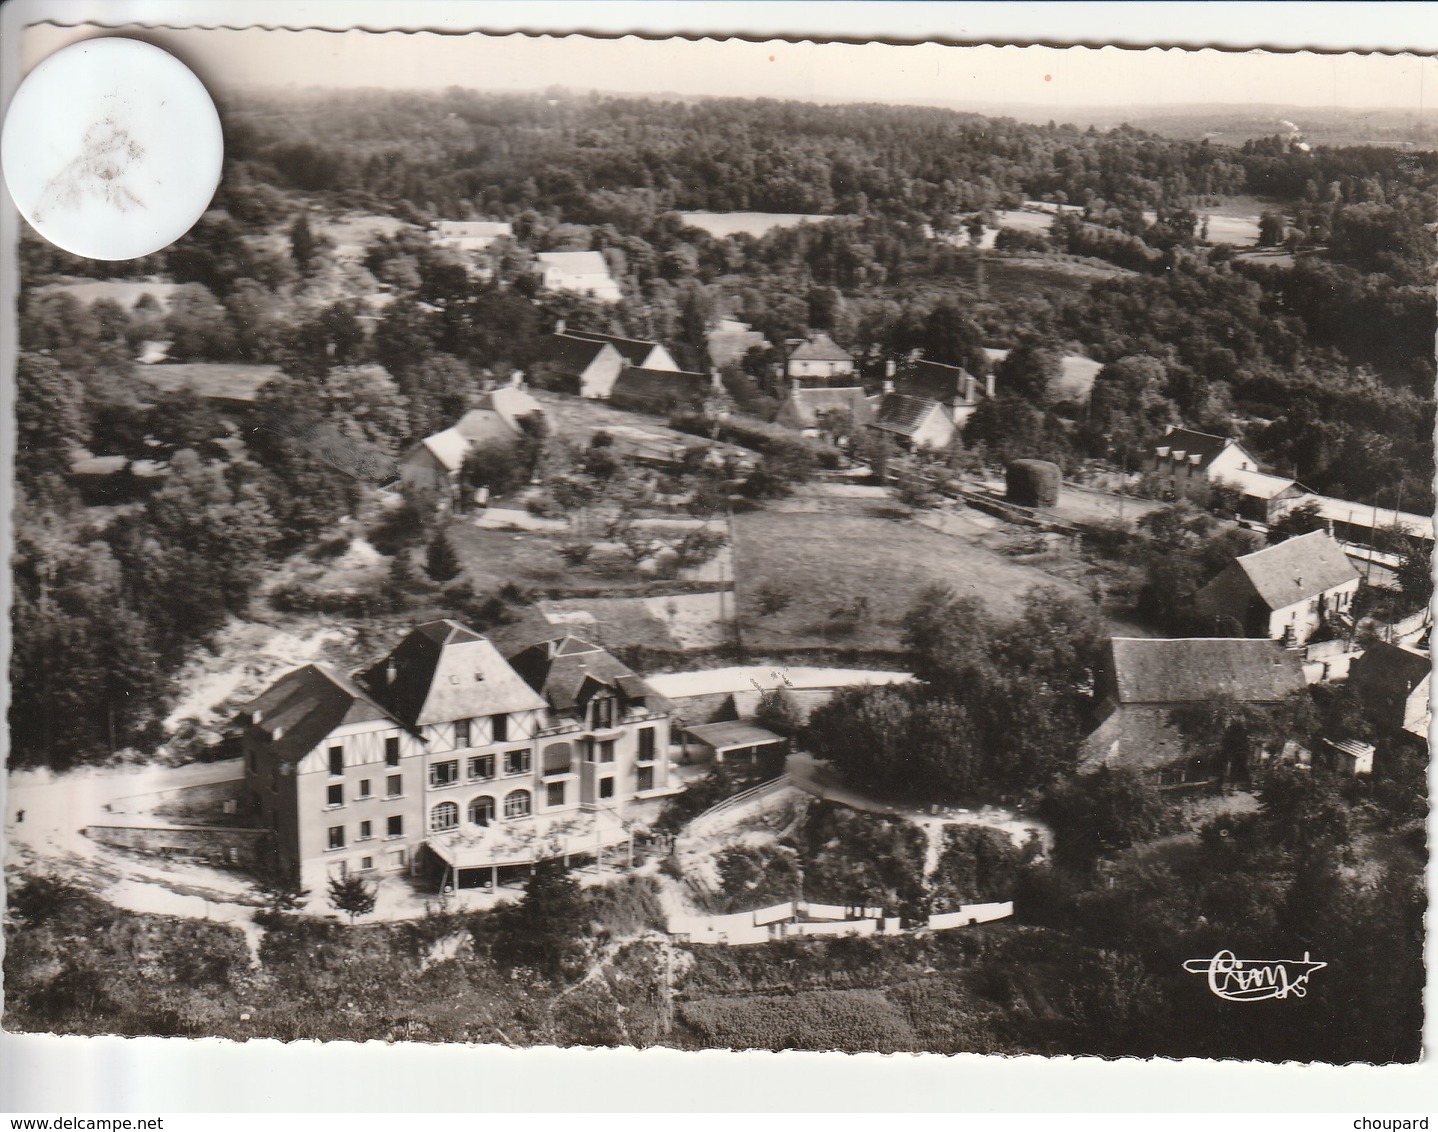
xmin=1081 ymin=637 xmax=1307 ymax=782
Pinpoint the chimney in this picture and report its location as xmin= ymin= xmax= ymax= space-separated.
xmin=510 ymin=369 xmax=524 ymax=388
xmin=385 ymin=659 xmax=397 ymax=686
xmin=884 ymin=359 xmax=896 ymax=379
xmin=985 ymin=373 xmax=995 ymax=398
xmin=791 ymin=378 xmax=802 ymax=397
xmin=555 ymin=318 xmax=566 ymax=336
xmin=882 ymin=379 xmax=895 ymax=395
xmin=711 ymin=370 xmax=723 ymax=394
xmin=963 ymin=373 xmax=977 ymax=403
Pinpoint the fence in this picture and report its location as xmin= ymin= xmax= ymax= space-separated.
xmin=926 ymin=902 xmax=1014 ymax=931
xmin=677 ymin=775 xmax=795 ymax=851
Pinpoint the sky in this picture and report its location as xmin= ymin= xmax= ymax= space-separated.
xmin=18 ymin=21 xmax=1438 ymax=115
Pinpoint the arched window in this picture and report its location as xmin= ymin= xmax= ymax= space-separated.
xmin=468 ymin=796 xmax=495 ymax=827
xmin=504 ymin=790 xmax=532 ymax=820
xmin=430 ymin=801 xmax=459 ymax=833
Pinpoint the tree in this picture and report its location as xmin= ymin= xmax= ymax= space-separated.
xmin=290 ymin=214 xmax=318 ymax=275
xmin=1266 ymin=499 xmax=1326 ymax=544
xmin=996 ymin=340 xmax=1062 ymax=405
xmin=425 ymin=533 xmax=463 ymax=582
xmin=1257 ymin=210 xmax=1287 ymax=247
xmin=1040 ymin=766 xmax=1164 ymax=868
xmin=16 ymin=353 xmax=87 ymax=484
xmin=328 ymin=873 xmax=377 ymax=925
xmin=491 ymin=859 xmax=590 ymax=979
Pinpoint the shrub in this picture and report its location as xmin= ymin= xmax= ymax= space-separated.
xmin=1006 ymin=459 xmax=1061 ymax=507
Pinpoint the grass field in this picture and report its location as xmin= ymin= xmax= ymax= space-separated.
xmin=733 ymin=505 xmax=1086 ymax=652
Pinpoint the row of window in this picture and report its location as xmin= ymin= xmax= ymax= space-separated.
xmin=319 ymin=727 xmax=659 ymax=792
xmin=325 ymin=774 xmax=404 ymax=809
xmin=332 ymin=847 xmax=407 ymax=877
xmin=327 ymin=813 xmax=404 ymax=850
xmin=326 ymin=717 xmax=517 ymax=777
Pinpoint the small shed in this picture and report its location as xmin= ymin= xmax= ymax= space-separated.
xmin=680 ymin=721 xmax=789 ymax=771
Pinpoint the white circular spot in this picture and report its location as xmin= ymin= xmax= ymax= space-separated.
xmin=1 ymin=38 xmax=223 ymax=261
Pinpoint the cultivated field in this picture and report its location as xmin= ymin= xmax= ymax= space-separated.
xmin=733 ymin=503 xmax=1087 ymax=652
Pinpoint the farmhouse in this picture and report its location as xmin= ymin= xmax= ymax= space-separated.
xmin=564 ymin=328 xmax=679 ymax=372
xmin=1347 ymin=640 xmax=1432 ymax=740
xmin=784 ymin=333 xmax=855 ymax=382
xmin=1193 ymin=530 xmax=1360 ymax=646
xmin=1081 ymin=637 xmax=1307 ymax=784
xmin=533 ymin=334 xmax=626 ymax=399
xmin=866 ymin=359 xmax=993 ymax=451
xmin=240 ymin=622 xmax=676 ymax=894
xmin=399 ymin=385 xmax=545 ymax=506
xmin=609 ymin=366 xmax=715 ymax=417
xmin=773 ymin=384 xmax=872 ymax=436
xmin=1148 ymin=425 xmax=1264 ymax=502
xmin=535 ymin=251 xmax=623 ymax=303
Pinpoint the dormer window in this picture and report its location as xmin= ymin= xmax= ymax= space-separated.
xmin=591 ymin=696 xmax=615 ymax=729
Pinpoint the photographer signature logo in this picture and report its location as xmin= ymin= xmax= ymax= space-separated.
xmin=1183 ymin=950 xmax=1326 ymax=1002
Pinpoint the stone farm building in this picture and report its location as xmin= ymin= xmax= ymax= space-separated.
xmin=240 ymin=622 xmax=678 ymax=894
xmin=1080 ymin=637 xmax=1307 ymax=785
xmin=867 ymin=359 xmax=993 ymax=452
xmin=535 ymin=251 xmax=623 ymax=303
xmin=1193 ymin=530 xmax=1360 ymax=647
xmin=400 ymin=385 xmax=545 ymax=507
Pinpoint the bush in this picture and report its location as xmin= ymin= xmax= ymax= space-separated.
xmin=1006 ymin=459 xmax=1061 ymax=507
xmin=714 ymin=844 xmax=802 ymax=912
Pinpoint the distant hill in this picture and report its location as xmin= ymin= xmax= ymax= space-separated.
xmin=916 ymin=100 xmax=1438 ymax=149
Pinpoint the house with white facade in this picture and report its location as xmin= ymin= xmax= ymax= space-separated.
xmin=240 ymin=622 xmax=677 ymax=895
xmin=399 ymin=385 xmax=545 ymax=507
xmin=1193 ymin=530 xmax=1360 ymax=646
xmin=433 ymin=220 xmax=514 ymax=254
xmin=784 ymin=333 xmax=855 ymax=382
xmin=1148 ymin=426 xmax=1265 ymax=502
xmin=535 ymin=251 xmax=623 ymax=303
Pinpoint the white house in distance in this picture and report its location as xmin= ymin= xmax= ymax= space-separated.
xmin=535 ymin=251 xmax=623 ymax=303
xmin=432 ymin=220 xmax=514 ymax=254
xmin=400 ymin=385 xmax=546 ymax=506
xmin=1193 ymin=529 xmax=1360 ymax=646
xmin=784 ymin=333 xmax=855 ymax=382
xmin=239 ymin=622 xmax=677 ymax=894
